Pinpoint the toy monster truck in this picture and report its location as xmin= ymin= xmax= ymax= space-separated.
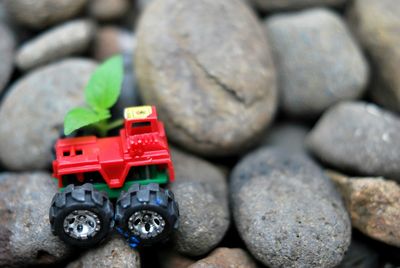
xmin=49 ymin=106 xmax=179 ymax=247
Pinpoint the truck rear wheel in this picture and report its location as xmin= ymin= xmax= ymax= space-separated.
xmin=115 ymin=183 xmax=179 ymax=246
xmin=49 ymin=183 xmax=114 ymax=247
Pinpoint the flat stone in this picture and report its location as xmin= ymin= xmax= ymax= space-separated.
xmin=349 ymin=0 xmax=400 ymax=112
xmin=0 ymin=22 xmax=14 ymax=93
xmin=135 ymin=0 xmax=277 ymax=156
xmin=0 ymin=172 xmax=71 ymax=267
xmin=265 ymin=8 xmax=368 ymax=117
xmin=170 ymin=148 xmax=230 ymax=256
xmin=230 ymin=148 xmax=351 ymax=267
xmin=328 ymin=171 xmax=400 ymax=247
xmin=247 ymin=0 xmax=346 ymax=11
xmin=16 ymin=20 xmax=96 ymax=71
xmin=67 ymin=236 xmax=140 ymax=268
xmin=0 ymin=58 xmax=97 ymax=170
xmin=307 ymin=101 xmax=400 ymax=181
xmin=4 ymin=0 xmax=88 ymax=29
xmin=188 ymin=247 xmax=257 ymax=268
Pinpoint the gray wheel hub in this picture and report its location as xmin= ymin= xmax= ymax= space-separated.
xmin=128 ymin=210 xmax=165 ymax=239
xmin=63 ymin=210 xmax=101 ymax=240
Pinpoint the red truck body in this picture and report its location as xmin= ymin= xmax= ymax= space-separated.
xmin=52 ymin=106 xmax=175 ymax=197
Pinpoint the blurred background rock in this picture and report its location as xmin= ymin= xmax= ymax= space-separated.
xmin=0 ymin=0 xmax=399 ymax=267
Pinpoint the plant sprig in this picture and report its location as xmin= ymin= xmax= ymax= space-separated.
xmin=64 ymin=55 xmax=124 ymax=136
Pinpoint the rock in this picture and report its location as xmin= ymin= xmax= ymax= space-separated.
xmin=247 ymin=0 xmax=346 ymax=11
xmin=0 ymin=24 xmax=14 ymax=72
xmin=67 ymin=236 xmax=140 ymax=268
xmin=0 ymin=58 xmax=97 ymax=170
xmin=170 ymin=148 xmax=230 ymax=256
xmin=328 ymin=171 xmax=400 ymax=247
xmin=89 ymin=0 xmax=129 ymax=21
xmin=4 ymin=0 xmax=88 ymax=29
xmin=349 ymin=0 xmax=400 ymax=112
xmin=265 ymin=8 xmax=368 ymax=117
xmin=135 ymin=0 xmax=277 ymax=156
xmin=230 ymin=148 xmax=351 ymax=267
xmin=93 ymin=26 xmax=135 ymax=61
xmin=0 ymin=172 xmax=71 ymax=267
xmin=188 ymin=247 xmax=257 ymax=268
xmin=16 ymin=20 xmax=96 ymax=71
xmin=262 ymin=122 xmax=309 ymax=153
xmin=307 ymin=101 xmax=400 ymax=181
xmin=0 ymin=22 xmax=14 ymax=93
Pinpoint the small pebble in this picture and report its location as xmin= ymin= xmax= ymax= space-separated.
xmin=307 ymin=101 xmax=400 ymax=181
xmin=16 ymin=19 xmax=96 ymax=71
xmin=4 ymin=0 xmax=88 ymax=29
xmin=265 ymin=8 xmax=368 ymax=117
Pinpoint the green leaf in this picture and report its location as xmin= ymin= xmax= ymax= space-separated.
xmin=64 ymin=107 xmax=110 ymax=135
xmin=85 ymin=55 xmax=123 ymax=111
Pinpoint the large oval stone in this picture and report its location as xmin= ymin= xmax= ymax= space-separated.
xmin=230 ymin=148 xmax=351 ymax=267
xmin=0 ymin=58 xmax=96 ymax=170
xmin=135 ymin=0 xmax=277 ymax=156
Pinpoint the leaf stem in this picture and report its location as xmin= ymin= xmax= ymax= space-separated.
xmin=105 ymin=118 xmax=124 ymax=131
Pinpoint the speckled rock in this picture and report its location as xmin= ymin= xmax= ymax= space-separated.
xmin=189 ymin=247 xmax=257 ymax=268
xmin=135 ymin=0 xmax=277 ymax=156
xmin=0 ymin=59 xmax=96 ymax=170
xmin=16 ymin=20 xmax=96 ymax=71
xmin=170 ymin=148 xmax=230 ymax=256
xmin=349 ymin=0 xmax=400 ymax=112
xmin=262 ymin=122 xmax=309 ymax=153
xmin=230 ymin=148 xmax=351 ymax=267
xmin=329 ymin=171 xmax=400 ymax=247
xmin=89 ymin=0 xmax=129 ymax=21
xmin=67 ymin=236 xmax=140 ymax=268
xmin=4 ymin=0 xmax=87 ymax=29
xmin=265 ymin=8 xmax=368 ymax=117
xmin=0 ymin=172 xmax=71 ymax=267
xmin=247 ymin=0 xmax=346 ymax=11
xmin=0 ymin=22 xmax=14 ymax=93
xmin=93 ymin=26 xmax=135 ymax=61
xmin=307 ymin=101 xmax=400 ymax=181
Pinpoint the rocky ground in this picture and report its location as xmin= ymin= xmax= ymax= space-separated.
xmin=0 ymin=0 xmax=399 ymax=267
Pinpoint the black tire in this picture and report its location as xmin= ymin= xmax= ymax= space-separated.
xmin=49 ymin=183 xmax=114 ymax=247
xmin=115 ymin=183 xmax=179 ymax=246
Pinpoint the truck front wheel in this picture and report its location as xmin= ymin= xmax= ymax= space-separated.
xmin=49 ymin=183 xmax=114 ymax=247
xmin=115 ymin=183 xmax=179 ymax=246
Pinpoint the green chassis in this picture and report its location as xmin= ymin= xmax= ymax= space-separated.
xmin=56 ymin=168 xmax=168 ymax=199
